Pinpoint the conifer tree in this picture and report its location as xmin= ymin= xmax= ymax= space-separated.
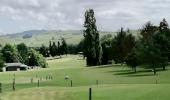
xmin=83 ymin=9 xmax=102 ymax=66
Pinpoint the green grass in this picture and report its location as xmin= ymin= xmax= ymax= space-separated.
xmin=0 ymin=55 xmax=170 ymax=100
xmin=1 ymin=84 xmax=170 ymax=100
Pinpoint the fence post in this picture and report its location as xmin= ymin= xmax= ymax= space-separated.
xmin=89 ymin=87 xmax=92 ymax=100
xmin=51 ymin=75 xmax=53 ymax=80
xmin=46 ymin=76 xmax=48 ymax=80
xmin=70 ymin=80 xmax=72 ymax=87
xmin=38 ymin=80 xmax=40 ymax=87
xmin=13 ymin=78 xmax=15 ymax=91
xmin=96 ymin=80 xmax=98 ymax=85
xmin=13 ymin=73 xmax=15 ymax=79
xmin=0 ymin=83 xmax=2 ymax=93
xmin=31 ymin=78 xmax=33 ymax=83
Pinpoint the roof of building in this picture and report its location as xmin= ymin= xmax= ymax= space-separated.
xmin=5 ymin=63 xmax=28 ymax=68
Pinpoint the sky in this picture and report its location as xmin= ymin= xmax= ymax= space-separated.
xmin=0 ymin=0 xmax=169 ymax=34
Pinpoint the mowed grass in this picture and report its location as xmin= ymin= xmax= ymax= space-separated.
xmin=0 ymin=55 xmax=170 ymax=100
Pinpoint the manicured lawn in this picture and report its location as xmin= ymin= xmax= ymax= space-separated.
xmin=0 ymin=55 xmax=170 ymax=100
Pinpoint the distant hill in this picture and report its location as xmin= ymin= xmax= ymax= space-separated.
xmin=0 ymin=30 xmax=113 ymax=47
xmin=0 ymin=30 xmax=139 ymax=47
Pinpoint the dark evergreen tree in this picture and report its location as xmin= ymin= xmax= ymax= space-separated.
xmin=57 ymin=41 xmax=61 ymax=56
xmin=140 ymin=21 xmax=157 ymax=41
xmin=153 ymin=31 xmax=169 ymax=70
xmin=77 ymin=39 xmax=84 ymax=52
xmin=0 ymin=53 xmax=4 ymax=71
xmin=51 ymin=42 xmax=57 ymax=57
xmin=67 ymin=44 xmax=78 ymax=54
xmin=101 ymin=34 xmax=112 ymax=65
xmin=159 ymin=18 xmax=169 ymax=32
xmin=126 ymin=48 xmax=139 ymax=73
xmin=159 ymin=18 xmax=170 ymax=62
xmin=61 ymin=38 xmax=68 ymax=55
xmin=139 ymin=21 xmax=169 ymax=74
xmin=111 ymin=28 xmax=135 ymax=64
xmin=49 ymin=41 xmax=52 ymax=56
xmin=39 ymin=45 xmax=49 ymax=57
xmin=83 ymin=9 xmax=102 ymax=66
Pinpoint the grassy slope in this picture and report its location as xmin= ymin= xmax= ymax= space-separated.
xmin=0 ymin=55 xmax=170 ymax=100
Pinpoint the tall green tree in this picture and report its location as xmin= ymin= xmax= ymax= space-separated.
xmin=57 ymin=41 xmax=61 ymax=56
xmin=139 ymin=21 xmax=169 ymax=74
xmin=83 ymin=9 xmax=102 ymax=66
xmin=28 ymin=49 xmax=38 ymax=66
xmin=140 ymin=21 xmax=157 ymax=41
xmin=139 ymin=39 xmax=162 ymax=75
xmin=51 ymin=42 xmax=57 ymax=57
xmin=1 ymin=44 xmax=20 ymax=63
xmin=39 ymin=45 xmax=49 ymax=57
xmin=101 ymin=34 xmax=112 ymax=65
xmin=159 ymin=18 xmax=169 ymax=32
xmin=0 ymin=53 xmax=4 ymax=71
xmin=61 ymin=38 xmax=68 ymax=55
xmin=153 ymin=31 xmax=169 ymax=70
xmin=111 ymin=28 xmax=135 ymax=64
xmin=159 ymin=18 xmax=170 ymax=62
xmin=126 ymin=48 xmax=139 ymax=73
xmin=17 ymin=43 xmax=29 ymax=64
xmin=49 ymin=41 xmax=52 ymax=57
xmin=28 ymin=49 xmax=47 ymax=68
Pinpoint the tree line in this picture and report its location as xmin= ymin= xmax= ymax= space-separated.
xmin=82 ymin=9 xmax=170 ymax=75
xmin=38 ymin=38 xmax=68 ymax=57
xmin=0 ymin=43 xmax=47 ymax=71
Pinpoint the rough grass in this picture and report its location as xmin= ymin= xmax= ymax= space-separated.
xmin=0 ymin=55 xmax=170 ymax=100
xmin=1 ymin=84 xmax=170 ymax=100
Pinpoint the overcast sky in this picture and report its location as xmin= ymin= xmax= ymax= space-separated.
xmin=0 ymin=0 xmax=169 ymax=34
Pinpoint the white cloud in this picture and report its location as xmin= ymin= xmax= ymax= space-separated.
xmin=0 ymin=0 xmax=169 ymax=33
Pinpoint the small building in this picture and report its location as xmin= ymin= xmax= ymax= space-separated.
xmin=4 ymin=63 xmax=28 ymax=71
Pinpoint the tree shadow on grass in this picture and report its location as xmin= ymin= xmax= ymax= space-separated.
xmin=126 ymin=73 xmax=155 ymax=77
xmin=107 ymin=69 xmax=131 ymax=73
xmin=112 ymin=69 xmax=156 ymax=77
xmin=92 ymin=65 xmax=113 ymax=69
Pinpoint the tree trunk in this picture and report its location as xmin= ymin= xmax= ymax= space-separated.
xmin=163 ymin=66 xmax=165 ymax=70
xmin=134 ymin=66 xmax=136 ymax=73
xmin=131 ymin=67 xmax=133 ymax=71
xmin=153 ymin=67 xmax=156 ymax=75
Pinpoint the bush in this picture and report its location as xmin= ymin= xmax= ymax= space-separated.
xmin=28 ymin=49 xmax=47 ymax=68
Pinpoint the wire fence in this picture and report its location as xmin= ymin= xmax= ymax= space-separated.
xmin=0 ymin=72 xmax=161 ymax=93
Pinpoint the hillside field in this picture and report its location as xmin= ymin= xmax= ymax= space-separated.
xmin=0 ymin=30 xmax=115 ymax=47
xmin=0 ymin=55 xmax=170 ymax=100
xmin=0 ymin=30 xmax=139 ymax=47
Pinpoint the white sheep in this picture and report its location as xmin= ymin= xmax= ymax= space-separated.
xmin=65 ymin=75 xmax=69 ymax=80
